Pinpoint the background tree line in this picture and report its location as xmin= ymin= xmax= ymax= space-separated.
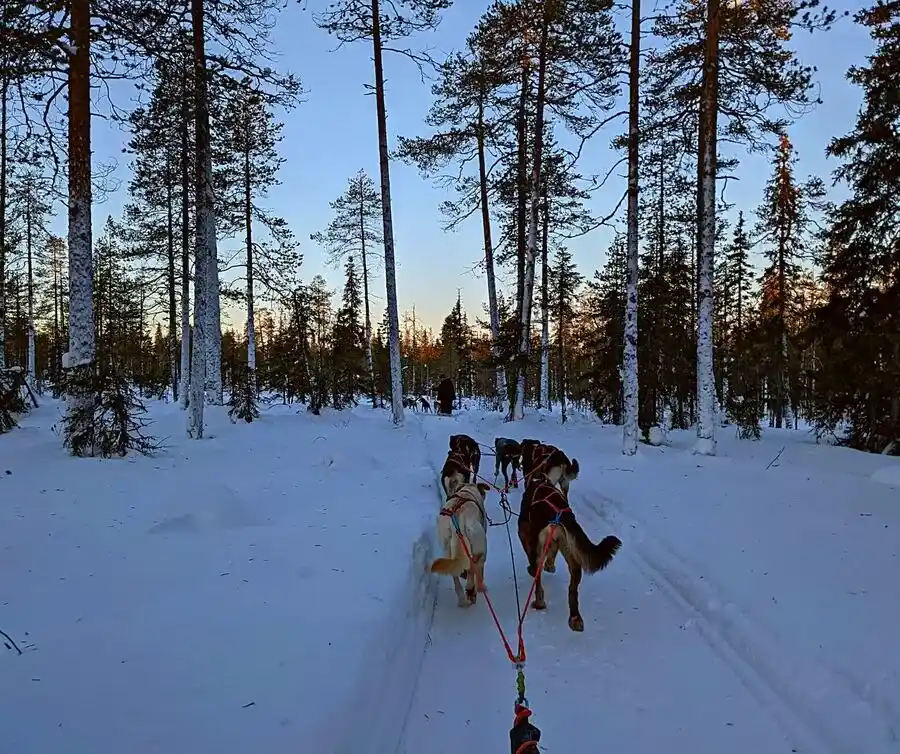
xmin=1 ymin=0 xmax=897 ymax=460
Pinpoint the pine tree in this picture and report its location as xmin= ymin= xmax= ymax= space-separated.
xmin=217 ymin=77 xmax=301 ymax=422
xmin=396 ymin=41 xmax=508 ymax=411
xmin=812 ymin=0 xmax=900 ymax=453
xmin=311 ymin=169 xmax=382 ymax=408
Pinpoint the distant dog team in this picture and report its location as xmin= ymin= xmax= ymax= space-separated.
xmin=429 ymin=432 xmax=621 ymax=631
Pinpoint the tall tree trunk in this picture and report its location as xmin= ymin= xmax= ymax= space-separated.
xmin=244 ymin=137 xmax=257 ymax=391
xmin=622 ymin=0 xmax=641 ymax=456
xmin=539 ymin=192 xmax=550 ymax=411
xmin=512 ymin=8 xmax=549 ymax=421
xmin=188 ymin=0 xmax=214 ymax=438
xmin=476 ymin=70 xmax=506 ymax=412
xmin=179 ymin=85 xmax=191 ymax=410
xmin=0 ymin=77 xmax=7 ymax=371
xmin=166 ymin=168 xmax=178 ymax=401
xmin=371 ymin=0 xmax=404 ymax=425
xmin=510 ymin=58 xmax=529 ymax=418
xmin=65 ymin=0 xmax=97 ymax=435
xmin=53 ymin=255 xmax=60 ymax=385
xmin=26 ymin=185 xmax=36 ymax=387
xmin=695 ymin=0 xmax=719 ymax=456
xmin=359 ymin=193 xmax=376 ymax=408
xmin=558 ymin=256 xmax=567 ymax=425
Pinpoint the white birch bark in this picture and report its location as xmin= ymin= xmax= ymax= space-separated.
xmin=694 ymin=0 xmax=719 ymax=457
xmin=64 ymin=0 xmax=96 ymax=414
xmin=622 ymin=0 xmax=641 ymax=457
xmin=178 ymin=80 xmax=191 ymax=411
xmin=372 ymin=0 xmax=404 ymax=426
xmin=245 ymin=150 xmax=257 ymax=378
xmin=539 ymin=200 xmax=550 ymax=410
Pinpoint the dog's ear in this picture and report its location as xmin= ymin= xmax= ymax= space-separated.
xmin=476 ymin=481 xmax=491 ymax=496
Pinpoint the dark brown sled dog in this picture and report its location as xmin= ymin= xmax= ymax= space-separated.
xmin=520 ymin=439 xmax=579 ymax=495
xmin=518 ymin=475 xmax=621 ymax=632
xmin=449 ymin=434 xmax=481 ymax=478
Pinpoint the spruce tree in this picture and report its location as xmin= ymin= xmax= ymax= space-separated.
xmin=813 ymin=0 xmax=900 ymax=453
xmin=753 ymin=133 xmax=825 ymax=428
xmin=331 ymin=257 xmax=366 ymax=409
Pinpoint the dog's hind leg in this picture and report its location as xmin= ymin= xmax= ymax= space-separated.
xmin=529 ymin=528 xmax=549 ymax=611
xmin=464 ymin=557 xmax=479 ymax=604
xmin=452 ymin=575 xmax=468 ymax=608
xmin=564 ymin=549 xmax=584 ymax=632
xmin=543 ymin=537 xmax=559 ymax=573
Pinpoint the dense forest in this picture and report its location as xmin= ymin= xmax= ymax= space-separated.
xmin=0 ymin=0 xmax=898 ymax=458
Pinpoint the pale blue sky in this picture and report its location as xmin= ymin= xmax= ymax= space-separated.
xmin=81 ymin=1 xmax=871 ymax=333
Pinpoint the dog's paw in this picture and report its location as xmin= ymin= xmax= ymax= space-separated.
xmin=568 ymin=615 xmax=585 ymax=632
xmin=532 ymin=597 xmax=546 ymax=610
xmin=460 ymin=569 xmax=468 ymax=580
xmin=543 ymin=561 xmax=556 ymax=573
xmin=526 ymin=564 xmax=537 ymax=578
xmin=465 ymin=587 xmax=477 ymax=605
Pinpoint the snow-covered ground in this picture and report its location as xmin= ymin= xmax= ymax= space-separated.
xmin=2 ymin=399 xmax=898 ymax=754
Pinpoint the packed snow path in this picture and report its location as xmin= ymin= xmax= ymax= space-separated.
xmin=401 ymin=411 xmax=900 ymax=754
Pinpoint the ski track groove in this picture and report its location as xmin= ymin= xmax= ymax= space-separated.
xmin=579 ymin=490 xmax=898 ymax=754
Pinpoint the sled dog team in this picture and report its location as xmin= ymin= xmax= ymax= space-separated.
xmin=430 ymin=434 xmax=622 ymax=633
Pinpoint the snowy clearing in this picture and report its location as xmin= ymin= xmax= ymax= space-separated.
xmin=2 ymin=401 xmax=899 ymax=754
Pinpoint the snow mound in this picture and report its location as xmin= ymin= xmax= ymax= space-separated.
xmin=871 ymin=464 xmax=900 ymax=489
xmin=648 ymin=425 xmax=667 ymax=446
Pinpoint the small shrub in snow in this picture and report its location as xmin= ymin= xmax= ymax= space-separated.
xmin=61 ymin=365 xmax=161 ymax=457
xmin=0 ymin=368 xmax=30 ymax=434
xmin=228 ymin=370 xmax=260 ymax=424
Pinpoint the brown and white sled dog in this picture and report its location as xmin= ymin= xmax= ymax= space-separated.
xmin=518 ymin=475 xmax=621 ymax=632
xmin=430 ymin=482 xmax=492 ymax=607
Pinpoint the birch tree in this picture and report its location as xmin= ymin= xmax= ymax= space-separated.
xmin=314 ymin=0 xmax=452 ymax=426
xmin=622 ymin=0 xmax=640 ymax=455
xmin=311 ymin=169 xmax=382 ymax=408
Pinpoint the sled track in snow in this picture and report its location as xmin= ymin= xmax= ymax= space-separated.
xmin=315 ymin=420 xmax=441 ymax=754
xmin=579 ymin=491 xmax=899 ymax=754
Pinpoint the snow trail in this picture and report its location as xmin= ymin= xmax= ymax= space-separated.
xmin=401 ymin=414 xmax=805 ymax=754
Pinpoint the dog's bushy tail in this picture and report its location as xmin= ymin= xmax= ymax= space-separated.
xmin=567 ymin=457 xmax=580 ymax=479
xmin=559 ymin=515 xmax=620 ymax=574
xmin=430 ymin=550 xmax=468 ymax=575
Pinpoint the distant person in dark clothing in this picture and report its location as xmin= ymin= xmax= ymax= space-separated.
xmin=437 ymin=374 xmax=455 ymax=415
